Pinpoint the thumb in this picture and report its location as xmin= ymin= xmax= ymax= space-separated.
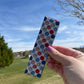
xmin=47 ymin=46 xmax=74 ymax=65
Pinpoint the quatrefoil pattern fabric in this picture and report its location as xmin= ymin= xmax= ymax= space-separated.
xmin=25 ymin=16 xmax=60 ymax=78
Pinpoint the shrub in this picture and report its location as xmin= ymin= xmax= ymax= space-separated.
xmin=0 ymin=35 xmax=14 ymax=67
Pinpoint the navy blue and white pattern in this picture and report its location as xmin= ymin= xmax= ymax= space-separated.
xmin=25 ymin=16 xmax=60 ymax=78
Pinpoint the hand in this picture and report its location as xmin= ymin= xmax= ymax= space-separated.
xmin=47 ymin=45 xmax=84 ymax=84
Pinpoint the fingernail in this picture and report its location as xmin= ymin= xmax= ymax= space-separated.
xmin=47 ymin=46 xmax=53 ymax=51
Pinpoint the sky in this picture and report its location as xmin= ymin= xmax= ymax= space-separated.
xmin=0 ymin=0 xmax=84 ymax=52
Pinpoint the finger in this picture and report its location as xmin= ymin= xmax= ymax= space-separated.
xmin=47 ymin=57 xmax=62 ymax=65
xmin=47 ymin=59 xmax=69 ymax=84
xmin=47 ymin=62 xmax=63 ymax=76
xmin=47 ymin=57 xmax=56 ymax=63
xmin=47 ymin=46 xmax=74 ymax=65
xmin=52 ymin=45 xmax=83 ymax=58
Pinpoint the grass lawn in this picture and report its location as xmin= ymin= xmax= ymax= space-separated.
xmin=0 ymin=57 xmax=64 ymax=84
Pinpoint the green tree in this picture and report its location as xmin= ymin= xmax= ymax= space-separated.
xmin=0 ymin=34 xmax=14 ymax=68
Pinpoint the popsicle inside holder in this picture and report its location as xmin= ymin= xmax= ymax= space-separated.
xmin=25 ymin=16 xmax=60 ymax=78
